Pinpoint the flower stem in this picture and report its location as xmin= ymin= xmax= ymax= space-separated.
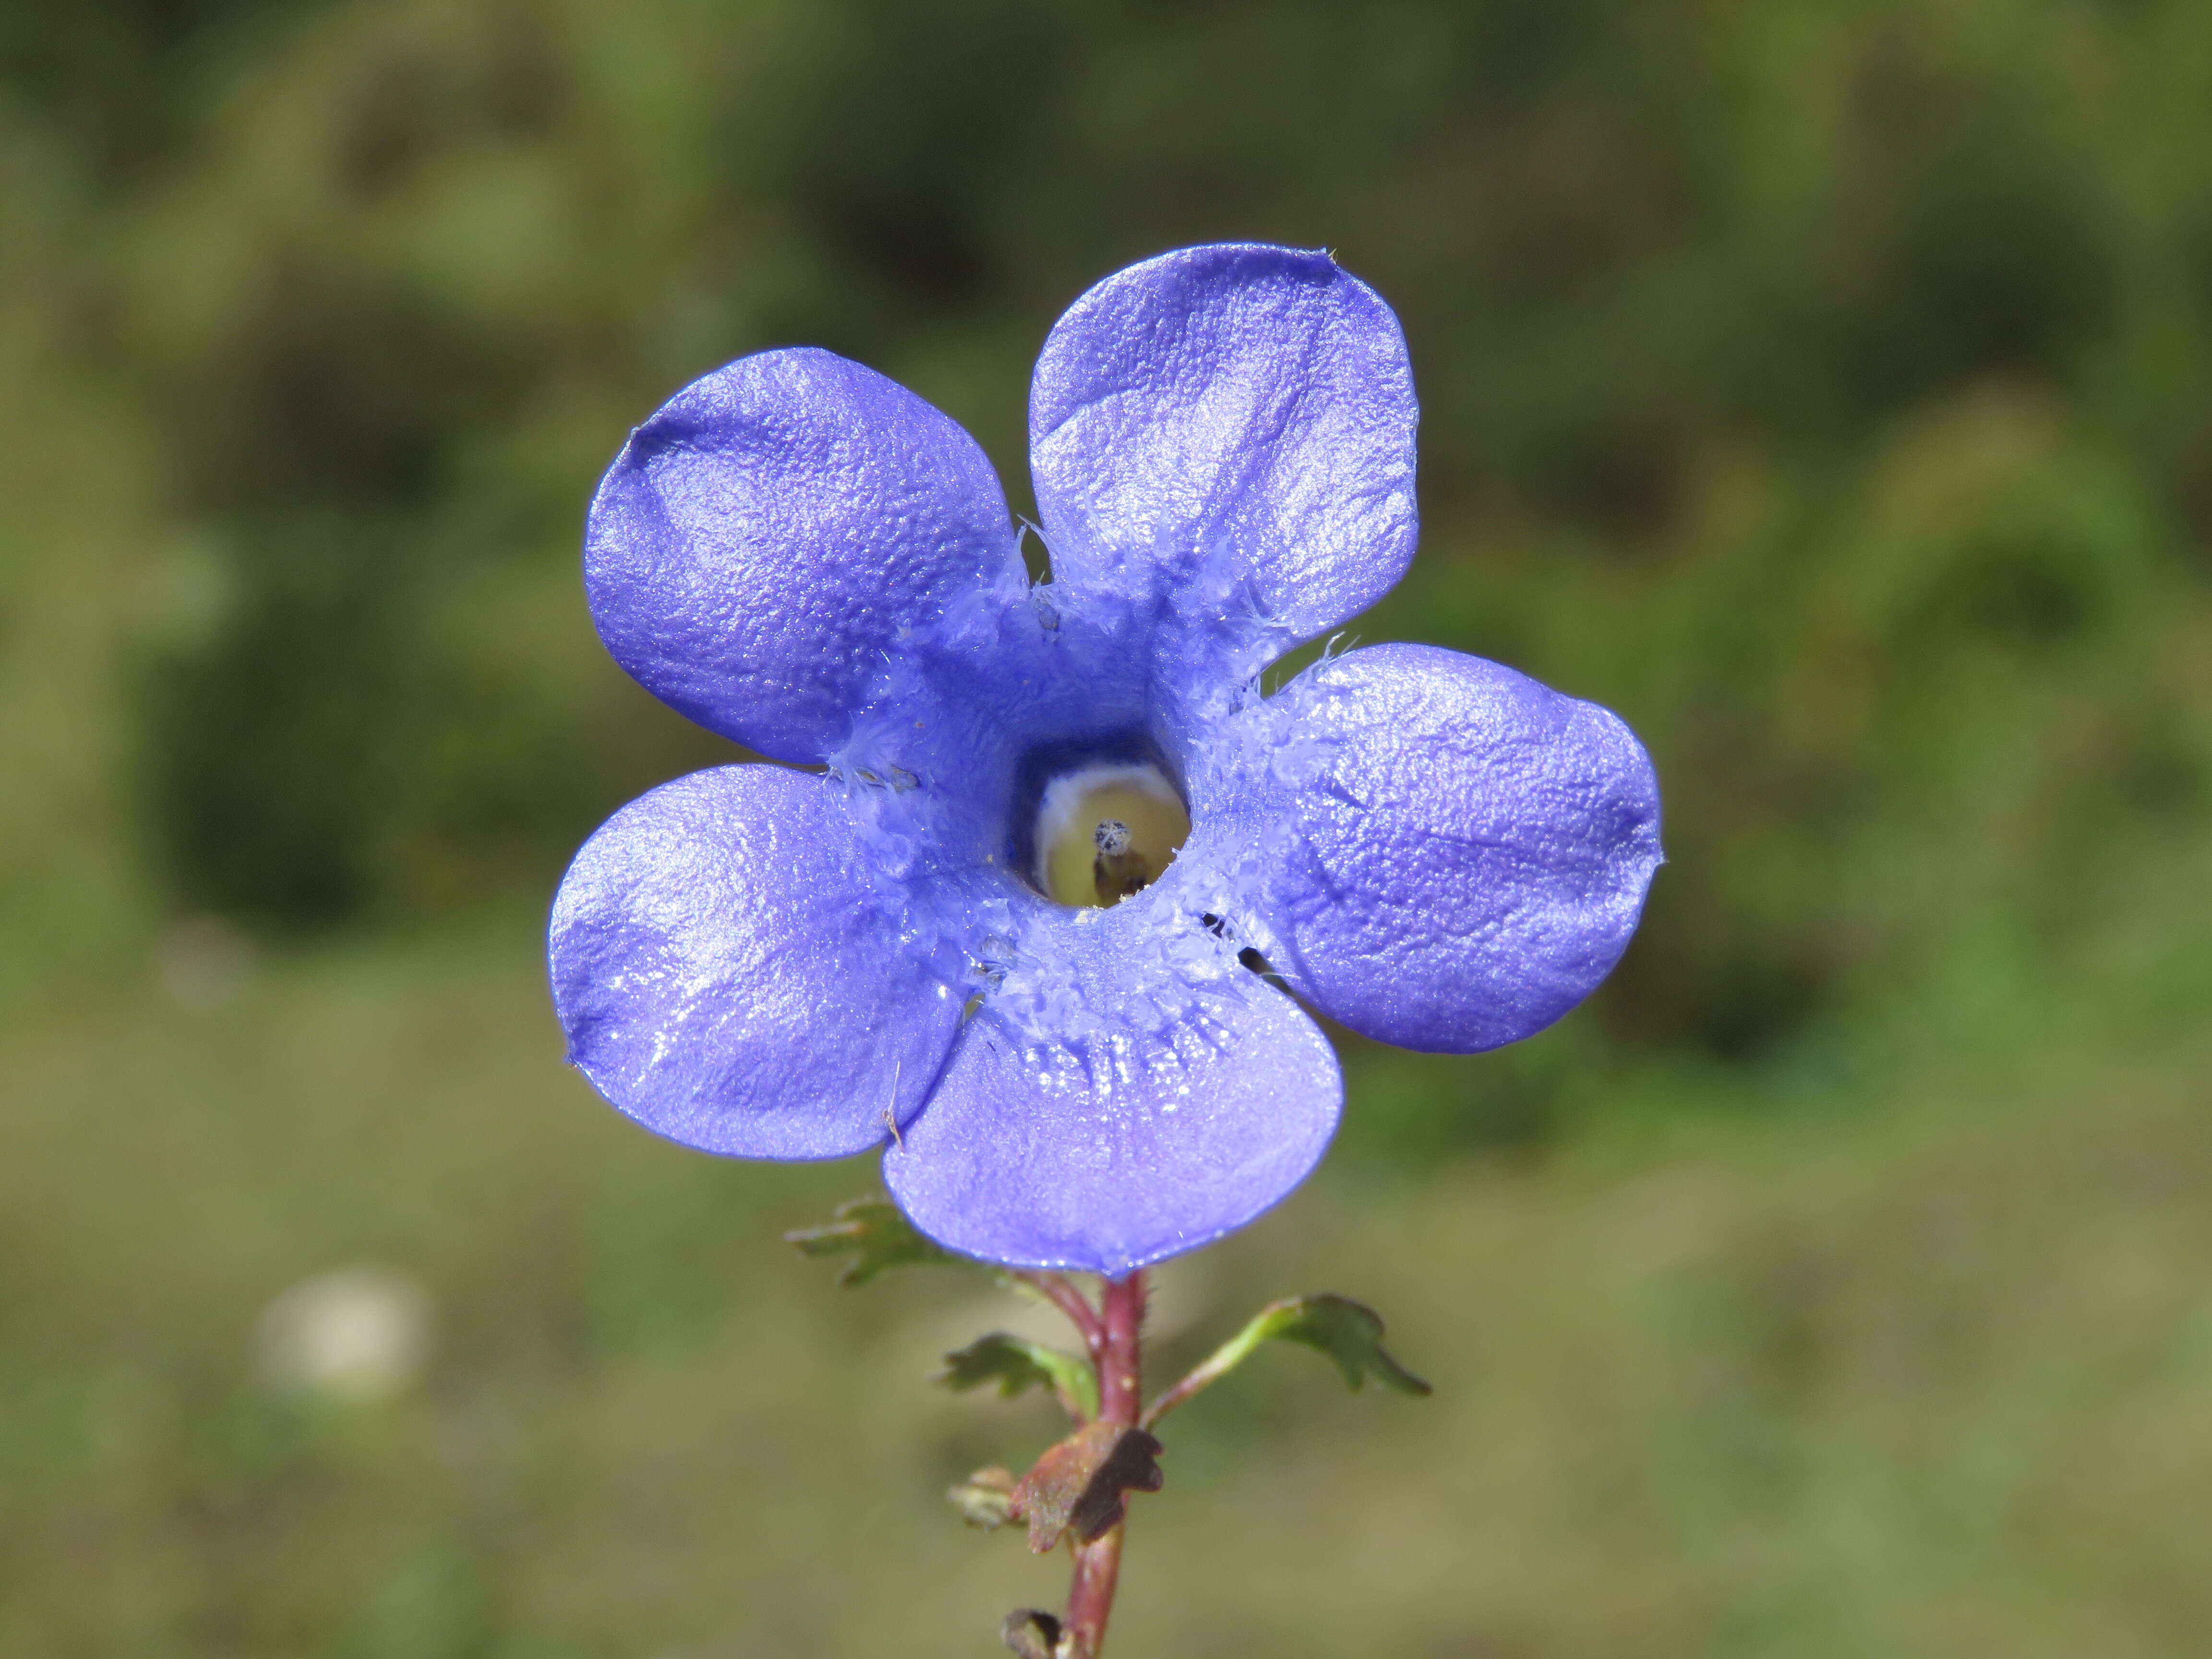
xmin=1141 ymin=1307 xmax=1269 ymax=1429
xmin=1098 ymin=1270 xmax=1145 ymax=1423
xmin=1062 ymin=1270 xmax=1145 ymax=1658
xmin=1014 ymin=1269 xmax=1107 ymax=1357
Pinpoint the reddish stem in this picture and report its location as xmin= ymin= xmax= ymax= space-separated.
xmin=1097 ymin=1271 xmax=1145 ymax=1422
xmin=1062 ymin=1271 xmax=1146 ymax=1659
xmin=1014 ymin=1270 xmax=1107 ymax=1358
xmin=1062 ymin=1526 xmax=1125 ymax=1659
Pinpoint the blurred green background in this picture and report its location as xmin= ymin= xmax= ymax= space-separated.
xmin=5 ymin=0 xmax=2212 ymax=1653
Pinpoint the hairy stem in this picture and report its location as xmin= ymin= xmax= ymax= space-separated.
xmin=1062 ymin=1270 xmax=1146 ymax=1658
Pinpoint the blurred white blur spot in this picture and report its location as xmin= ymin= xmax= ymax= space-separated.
xmin=258 ymin=1266 xmax=433 ymax=1404
xmin=153 ymin=915 xmax=258 ymax=1009
xmin=132 ymin=530 xmax=238 ymax=651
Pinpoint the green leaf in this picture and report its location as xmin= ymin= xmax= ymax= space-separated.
xmin=783 ymin=1197 xmax=967 ymax=1286
xmin=936 ymin=1332 xmax=1100 ymax=1420
xmin=1254 ymin=1295 xmax=1432 ymax=1395
xmin=1145 ymin=1293 xmax=1430 ymax=1425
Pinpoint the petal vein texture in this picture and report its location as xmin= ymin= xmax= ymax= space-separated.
xmin=550 ymin=766 xmax=963 ymax=1159
xmin=886 ymin=935 xmax=1341 ymax=1276
xmin=1250 ymin=644 xmax=1663 ymax=1053
xmin=587 ymin=349 xmax=1020 ymax=763
xmin=1030 ymin=244 xmax=1418 ymax=642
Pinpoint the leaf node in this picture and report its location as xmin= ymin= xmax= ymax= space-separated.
xmin=1010 ymin=1421 xmax=1165 ymax=1552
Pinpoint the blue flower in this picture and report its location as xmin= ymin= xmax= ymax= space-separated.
xmin=550 ymin=244 xmax=1662 ymax=1275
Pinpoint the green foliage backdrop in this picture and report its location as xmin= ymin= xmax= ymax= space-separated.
xmin=13 ymin=0 xmax=2212 ymax=1070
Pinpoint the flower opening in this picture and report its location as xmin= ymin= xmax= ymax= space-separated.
xmin=1027 ymin=757 xmax=1189 ymax=908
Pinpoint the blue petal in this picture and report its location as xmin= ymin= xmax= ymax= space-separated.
xmin=550 ymin=765 xmax=965 ymax=1159
xmin=883 ymin=923 xmax=1342 ymax=1275
xmin=587 ymin=349 xmax=1021 ymax=763
xmin=1249 ymin=644 xmax=1662 ymax=1054
xmin=1029 ymin=244 xmax=1418 ymax=645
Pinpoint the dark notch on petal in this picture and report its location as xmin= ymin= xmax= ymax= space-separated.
xmin=1199 ymin=912 xmax=1283 ymax=981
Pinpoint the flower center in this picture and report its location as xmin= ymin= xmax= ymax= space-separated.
xmin=1031 ymin=761 xmax=1190 ymax=908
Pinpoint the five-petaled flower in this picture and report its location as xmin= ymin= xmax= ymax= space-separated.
xmin=550 ymin=244 xmax=1662 ymax=1276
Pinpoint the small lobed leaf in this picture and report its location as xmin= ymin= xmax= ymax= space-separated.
xmin=1010 ymin=1421 xmax=1165 ymax=1553
xmin=1255 ymin=1294 xmax=1432 ymax=1395
xmin=784 ymin=1196 xmax=966 ymax=1286
xmin=937 ymin=1333 xmax=1100 ymax=1419
xmin=1145 ymin=1293 xmax=1433 ymax=1426
xmin=947 ymin=1465 xmax=1017 ymax=1530
xmin=1000 ymin=1609 xmax=1064 ymax=1659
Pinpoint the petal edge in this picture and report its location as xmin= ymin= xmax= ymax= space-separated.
xmin=588 ymin=349 xmax=1019 ymax=762
xmin=1248 ymin=643 xmax=1662 ymax=1053
xmin=550 ymin=765 xmax=964 ymax=1159
xmin=885 ymin=931 xmax=1341 ymax=1274
xmin=1030 ymin=244 xmax=1418 ymax=646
